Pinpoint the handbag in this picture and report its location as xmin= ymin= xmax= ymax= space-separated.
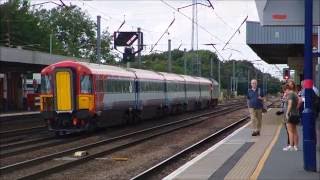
xmin=258 ymin=88 xmax=267 ymax=113
xmin=288 ymin=112 xmax=300 ymax=124
xmin=262 ymin=104 xmax=267 ymax=113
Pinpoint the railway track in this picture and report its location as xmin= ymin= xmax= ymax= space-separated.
xmin=131 ymin=101 xmax=276 ymax=179
xmin=0 ymin=99 xmax=242 ymax=136
xmin=0 ymin=100 xmax=245 ymax=158
xmin=0 ymin=100 xmax=243 ymax=144
xmin=0 ymin=103 xmax=247 ymax=179
xmin=131 ymin=116 xmax=250 ymax=180
xmin=0 ymin=125 xmax=47 ymax=137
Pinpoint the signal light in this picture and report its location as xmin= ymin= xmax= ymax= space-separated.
xmin=283 ymin=68 xmax=290 ymax=80
xmin=123 ymin=47 xmax=135 ymax=62
xmin=72 ymin=118 xmax=78 ymax=126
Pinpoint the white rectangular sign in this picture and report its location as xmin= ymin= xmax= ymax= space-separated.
xmin=255 ymin=0 xmax=320 ymax=26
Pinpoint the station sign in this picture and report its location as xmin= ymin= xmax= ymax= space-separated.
xmin=255 ymin=0 xmax=320 ymax=26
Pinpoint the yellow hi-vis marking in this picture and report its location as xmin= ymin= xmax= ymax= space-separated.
xmin=56 ymin=71 xmax=72 ymax=111
xmin=250 ymin=124 xmax=282 ymax=180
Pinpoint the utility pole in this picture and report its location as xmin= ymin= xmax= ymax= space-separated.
xmin=235 ymin=77 xmax=238 ymax=96
xmin=232 ymin=60 xmax=235 ymax=95
xmin=191 ymin=0 xmax=195 ymax=51
xmin=49 ymin=34 xmax=52 ymax=54
xmin=218 ymin=59 xmax=221 ymax=96
xmin=168 ymin=39 xmax=172 ymax=72
xmin=184 ymin=48 xmax=187 ymax=75
xmin=210 ymin=57 xmax=213 ymax=77
xmin=138 ymin=27 xmax=142 ymax=68
xmin=96 ymin=15 xmax=101 ymax=63
xmin=195 ymin=0 xmax=200 ymax=77
xmin=230 ymin=77 xmax=233 ymax=93
xmin=198 ymin=56 xmax=201 ymax=77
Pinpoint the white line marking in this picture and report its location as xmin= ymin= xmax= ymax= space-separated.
xmin=163 ymin=122 xmax=251 ymax=180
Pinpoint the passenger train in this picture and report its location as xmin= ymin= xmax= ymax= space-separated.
xmin=40 ymin=60 xmax=219 ymax=134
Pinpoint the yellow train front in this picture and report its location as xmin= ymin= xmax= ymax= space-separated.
xmin=40 ymin=60 xmax=95 ymax=135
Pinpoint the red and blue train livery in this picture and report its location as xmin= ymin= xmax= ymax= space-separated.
xmin=40 ymin=60 xmax=219 ymax=134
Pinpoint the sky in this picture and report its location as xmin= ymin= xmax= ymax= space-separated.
xmin=29 ymin=0 xmax=287 ymax=79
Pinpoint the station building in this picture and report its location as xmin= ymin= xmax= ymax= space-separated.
xmin=246 ymin=0 xmax=320 ymax=88
xmin=0 ymin=47 xmax=86 ymax=111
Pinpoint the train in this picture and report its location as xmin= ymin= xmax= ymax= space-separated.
xmin=40 ymin=60 xmax=219 ymax=135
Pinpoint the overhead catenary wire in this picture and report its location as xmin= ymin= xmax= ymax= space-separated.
xmin=149 ymin=17 xmax=175 ymax=53
xmin=222 ymin=15 xmax=248 ymax=50
xmin=79 ymin=0 xmax=186 ymax=51
xmin=80 ymin=0 xmax=163 ymax=34
xmin=160 ymin=0 xmax=225 ymax=44
xmin=206 ymin=0 xmax=235 ymax=31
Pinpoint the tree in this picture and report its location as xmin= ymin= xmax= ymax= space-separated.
xmin=0 ymin=0 xmax=115 ymax=62
xmin=138 ymin=50 xmax=281 ymax=95
xmin=0 ymin=0 xmax=53 ymax=51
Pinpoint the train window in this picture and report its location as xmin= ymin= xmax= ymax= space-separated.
xmin=41 ymin=75 xmax=51 ymax=93
xmin=105 ymin=79 xmax=132 ymax=93
xmin=106 ymin=79 xmax=112 ymax=92
xmin=80 ymin=75 xmax=92 ymax=94
xmin=187 ymin=83 xmax=199 ymax=92
xmin=139 ymin=81 xmax=157 ymax=92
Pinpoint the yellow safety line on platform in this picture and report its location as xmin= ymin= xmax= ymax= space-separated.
xmin=250 ymin=124 xmax=282 ymax=180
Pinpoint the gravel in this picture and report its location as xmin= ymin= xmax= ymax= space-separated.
xmin=44 ymin=107 xmax=249 ymax=179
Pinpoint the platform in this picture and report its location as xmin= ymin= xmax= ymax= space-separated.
xmin=164 ymin=108 xmax=320 ymax=180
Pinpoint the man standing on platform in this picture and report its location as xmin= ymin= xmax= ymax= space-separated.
xmin=247 ymin=79 xmax=264 ymax=136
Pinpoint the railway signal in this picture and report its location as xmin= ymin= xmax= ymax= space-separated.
xmin=113 ymin=31 xmax=143 ymax=63
xmin=123 ymin=47 xmax=135 ymax=62
xmin=283 ymin=68 xmax=290 ymax=80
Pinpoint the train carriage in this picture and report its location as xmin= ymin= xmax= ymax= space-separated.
xmin=40 ymin=60 xmax=137 ymax=133
xmin=210 ymin=79 xmax=219 ymax=106
xmin=40 ymin=61 xmax=94 ymax=133
xmin=197 ymin=77 xmax=213 ymax=109
xmin=128 ymin=68 xmax=166 ymax=119
xmin=180 ymin=75 xmax=201 ymax=111
xmin=40 ymin=60 xmax=219 ymax=134
xmin=89 ymin=63 xmax=137 ymax=126
xmin=159 ymin=72 xmax=186 ymax=113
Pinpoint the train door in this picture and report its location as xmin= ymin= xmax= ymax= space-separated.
xmin=164 ymin=80 xmax=168 ymax=107
xmin=55 ymin=70 xmax=73 ymax=111
xmin=134 ymin=79 xmax=140 ymax=110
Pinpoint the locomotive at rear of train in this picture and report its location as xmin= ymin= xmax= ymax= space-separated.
xmin=40 ymin=60 xmax=219 ymax=134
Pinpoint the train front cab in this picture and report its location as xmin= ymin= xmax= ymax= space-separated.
xmin=40 ymin=64 xmax=95 ymax=134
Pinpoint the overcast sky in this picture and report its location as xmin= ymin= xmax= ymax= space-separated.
xmin=30 ymin=0 xmax=287 ymax=79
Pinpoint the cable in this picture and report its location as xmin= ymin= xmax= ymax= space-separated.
xmin=160 ymin=0 xmax=225 ymax=44
xmin=80 ymin=0 xmax=162 ymax=34
xmin=206 ymin=0 xmax=234 ymax=31
xmin=222 ymin=15 xmax=248 ymax=50
xmin=149 ymin=17 xmax=175 ymax=52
